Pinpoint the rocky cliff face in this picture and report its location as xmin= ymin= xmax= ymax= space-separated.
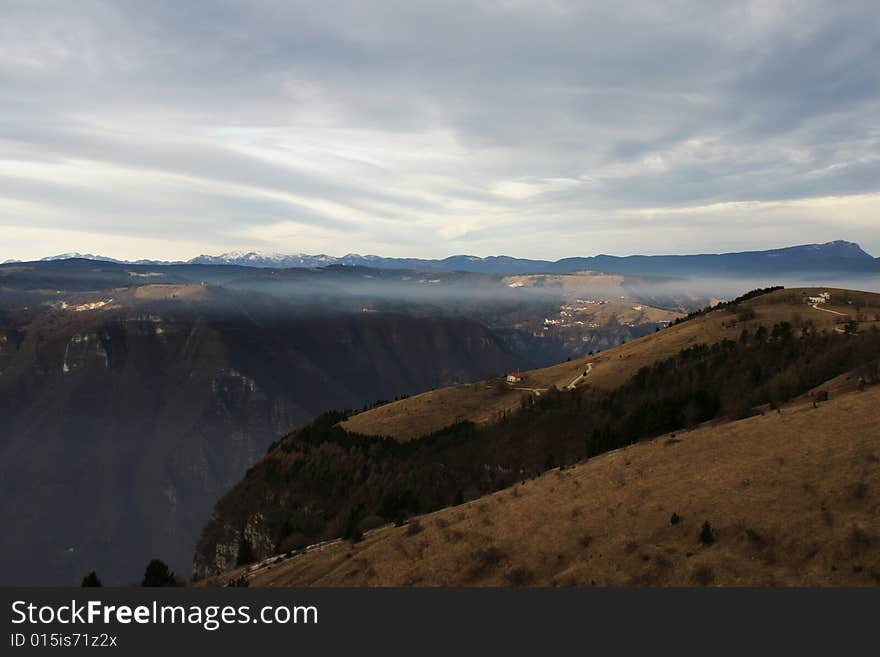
xmin=0 ymin=288 xmax=521 ymax=585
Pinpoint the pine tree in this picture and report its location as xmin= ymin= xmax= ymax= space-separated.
xmin=141 ymin=559 xmax=177 ymax=586
xmin=81 ymin=570 xmax=102 ymax=587
xmin=236 ymin=535 xmax=255 ymax=567
xmin=343 ymin=506 xmax=364 ymax=543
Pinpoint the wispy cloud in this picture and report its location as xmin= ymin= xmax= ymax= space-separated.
xmin=1 ymin=1 xmax=878 ymax=261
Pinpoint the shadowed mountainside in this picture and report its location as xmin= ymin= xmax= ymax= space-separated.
xmin=0 ymin=284 xmax=521 ymax=585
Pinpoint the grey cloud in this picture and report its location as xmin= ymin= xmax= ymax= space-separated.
xmin=1 ymin=1 xmax=879 ymax=259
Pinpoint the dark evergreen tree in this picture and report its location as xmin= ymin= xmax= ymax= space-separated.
xmin=343 ymin=506 xmax=364 ymax=543
xmin=141 ymin=559 xmax=177 ymax=587
xmin=81 ymin=570 xmax=102 ymax=587
xmin=236 ymin=535 xmax=254 ymax=567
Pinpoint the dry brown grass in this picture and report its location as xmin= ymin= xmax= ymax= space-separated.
xmin=340 ymin=380 xmax=521 ymax=439
xmin=341 ymin=287 xmax=880 ymax=440
xmin=133 ymin=284 xmax=208 ymax=300
xmin=206 ymin=382 xmax=880 ymax=587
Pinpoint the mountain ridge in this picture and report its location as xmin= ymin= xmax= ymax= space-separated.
xmin=25 ymin=240 xmax=879 ymax=276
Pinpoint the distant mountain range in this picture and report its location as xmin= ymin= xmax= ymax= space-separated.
xmin=13 ymin=240 xmax=880 ymax=277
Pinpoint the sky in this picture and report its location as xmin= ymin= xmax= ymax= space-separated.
xmin=1 ymin=0 xmax=879 ymax=262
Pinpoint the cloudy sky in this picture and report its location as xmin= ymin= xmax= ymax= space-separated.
xmin=1 ymin=1 xmax=879 ymax=261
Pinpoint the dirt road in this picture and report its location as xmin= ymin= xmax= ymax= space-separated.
xmin=565 ymin=362 xmax=594 ymax=390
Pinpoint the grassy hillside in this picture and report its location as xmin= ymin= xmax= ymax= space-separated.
xmin=341 ymin=287 xmax=880 ymax=440
xmin=207 ymin=382 xmax=880 ymax=587
xmin=193 ymin=289 xmax=880 ymax=578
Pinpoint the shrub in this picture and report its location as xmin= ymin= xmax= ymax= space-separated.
xmin=847 ymin=525 xmax=874 ymax=556
xmin=853 ymin=482 xmax=868 ymax=500
xmin=504 ymin=566 xmax=535 ymax=587
xmin=745 ymin=528 xmax=768 ymax=550
xmin=444 ymin=529 xmax=464 ymax=543
xmin=670 ymin=512 xmax=681 ymax=526
xmin=699 ymin=521 xmax=716 ymax=545
xmin=466 ymin=546 xmax=507 ymax=579
xmin=692 ymin=566 xmax=715 ymax=586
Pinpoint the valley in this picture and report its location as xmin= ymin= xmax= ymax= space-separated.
xmin=0 ymin=273 xmax=522 ymax=585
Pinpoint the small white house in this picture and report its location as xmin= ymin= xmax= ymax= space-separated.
xmin=807 ymin=292 xmax=831 ymax=304
xmin=506 ymin=373 xmax=525 ymax=384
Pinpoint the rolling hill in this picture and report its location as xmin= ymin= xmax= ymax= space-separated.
xmin=205 ymin=381 xmax=880 ymax=587
xmin=341 ymin=287 xmax=880 ymax=440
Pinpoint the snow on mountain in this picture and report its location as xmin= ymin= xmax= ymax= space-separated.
xmin=188 ymin=251 xmax=344 ymax=268
xmin=6 ymin=241 xmax=876 ymax=275
xmin=40 ymin=253 xmax=126 ymax=263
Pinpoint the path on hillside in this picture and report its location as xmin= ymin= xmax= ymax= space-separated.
xmin=565 ymin=362 xmax=594 ymax=390
xmin=811 ymin=303 xmax=848 ymax=317
xmin=513 ymin=387 xmax=548 ymax=396
xmin=233 ymin=524 xmax=398 ymax=584
xmin=810 ymin=303 xmax=850 ymax=332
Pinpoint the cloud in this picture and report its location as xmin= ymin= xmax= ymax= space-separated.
xmin=1 ymin=0 xmax=879 ymax=261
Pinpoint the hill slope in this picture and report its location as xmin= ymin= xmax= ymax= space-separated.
xmin=193 ymin=287 xmax=880 ymax=579
xmin=207 ymin=383 xmax=880 ymax=587
xmin=342 ymin=287 xmax=880 ymax=440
